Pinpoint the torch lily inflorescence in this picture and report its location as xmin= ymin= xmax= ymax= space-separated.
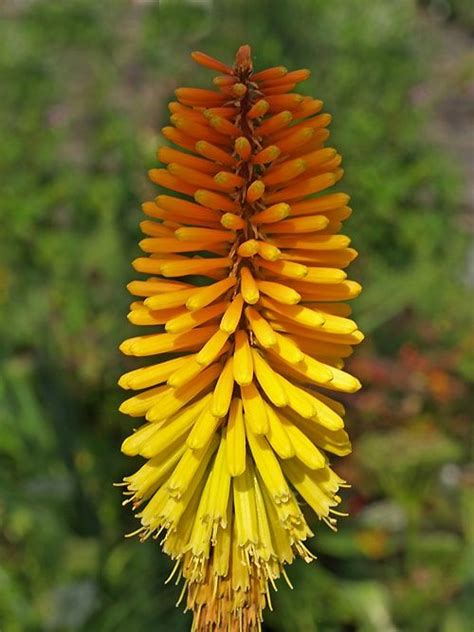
xmin=118 ymin=45 xmax=363 ymax=631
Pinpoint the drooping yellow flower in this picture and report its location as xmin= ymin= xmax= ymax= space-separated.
xmin=118 ymin=45 xmax=363 ymax=631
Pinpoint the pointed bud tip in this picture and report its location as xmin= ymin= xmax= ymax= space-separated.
xmin=235 ymin=44 xmax=252 ymax=71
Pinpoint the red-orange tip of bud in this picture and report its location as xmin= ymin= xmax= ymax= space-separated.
xmin=234 ymin=137 xmax=252 ymax=161
xmin=246 ymin=180 xmax=266 ymax=203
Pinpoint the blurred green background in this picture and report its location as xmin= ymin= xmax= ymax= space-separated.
xmin=1 ymin=0 xmax=473 ymax=630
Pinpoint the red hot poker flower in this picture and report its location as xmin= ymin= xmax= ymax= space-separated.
xmin=118 ymin=45 xmax=363 ymax=632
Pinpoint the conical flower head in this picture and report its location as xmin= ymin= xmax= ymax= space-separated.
xmin=118 ymin=45 xmax=363 ymax=631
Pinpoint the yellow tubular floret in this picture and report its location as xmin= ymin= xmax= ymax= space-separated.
xmin=225 ymin=398 xmax=246 ymax=476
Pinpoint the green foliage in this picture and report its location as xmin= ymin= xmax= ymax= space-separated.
xmin=0 ymin=0 xmax=472 ymax=630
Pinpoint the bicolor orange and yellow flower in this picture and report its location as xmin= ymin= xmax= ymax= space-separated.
xmin=118 ymin=45 xmax=363 ymax=632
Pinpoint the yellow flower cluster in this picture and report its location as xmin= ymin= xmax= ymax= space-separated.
xmin=118 ymin=45 xmax=363 ymax=631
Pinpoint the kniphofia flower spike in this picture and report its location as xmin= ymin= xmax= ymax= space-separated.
xmin=118 ymin=45 xmax=363 ymax=631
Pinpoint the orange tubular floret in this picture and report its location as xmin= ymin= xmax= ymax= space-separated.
xmin=168 ymin=102 xmax=205 ymax=120
xmin=246 ymin=180 xmax=265 ymax=203
xmin=264 ymin=172 xmax=336 ymax=203
xmin=270 ymin=112 xmax=332 ymax=142
xmin=195 ymin=140 xmax=236 ymax=167
xmin=252 ymin=145 xmax=281 ymax=165
xmin=194 ymin=189 xmax=238 ymax=212
xmin=161 ymin=126 xmax=198 ymax=152
xmin=298 ymin=147 xmax=337 ymax=171
xmin=238 ymin=239 xmax=259 ymax=257
xmin=289 ymin=192 xmax=351 ymax=216
xmin=119 ymin=44 xmax=362 ymax=632
xmin=257 ymin=110 xmax=293 ymax=136
xmin=160 ymin=257 xmax=232 ymax=277
xmin=234 ymin=136 xmax=252 ymax=161
xmin=147 ymin=211 xmax=220 ymax=231
xmin=274 ymin=127 xmax=315 ymax=154
xmin=262 ymin=158 xmax=308 ymax=186
xmin=139 ymin=220 xmax=174 ymax=237
xmin=138 ymin=237 xmax=225 ymax=254
xmin=291 ymin=129 xmax=331 ymax=156
xmin=263 ymin=214 xmax=329 ymax=234
xmin=262 ymin=83 xmax=297 ymax=96
xmin=157 ymin=147 xmax=220 ymax=175
xmin=293 ymin=97 xmax=324 ymax=119
xmin=175 ymin=87 xmax=227 ymax=104
xmin=191 ymin=51 xmax=234 ymax=74
xmin=247 ymin=99 xmax=270 ymax=119
xmin=208 ymin=115 xmax=241 ymax=137
xmin=214 ymin=170 xmax=245 ymax=189
xmin=174 ymin=227 xmax=234 ymax=242
xmin=156 ymin=196 xmax=222 ymax=223
xmin=260 ymin=68 xmax=311 ymax=87
xmin=220 ymin=82 xmax=247 ymax=97
xmin=253 ymin=65 xmax=288 ymax=81
xmin=213 ymin=75 xmax=237 ymax=87
xmin=171 ymin=115 xmax=230 ymax=145
xmin=265 ymin=93 xmax=305 ymax=112
xmin=203 ymin=106 xmax=240 ymax=118
xmin=148 ymin=169 xmax=197 ymax=196
xmin=167 ymin=163 xmax=225 ymax=190
xmin=221 ymin=212 xmax=246 ymax=230
xmin=257 ymin=241 xmax=281 ymax=261
xmin=252 ymin=203 xmax=290 ymax=224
